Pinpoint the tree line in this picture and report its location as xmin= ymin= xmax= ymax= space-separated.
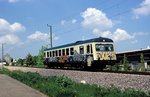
xmin=16 ymin=46 xmax=46 ymax=67
xmin=16 ymin=46 xmax=146 ymax=71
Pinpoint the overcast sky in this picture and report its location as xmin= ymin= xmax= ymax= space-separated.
xmin=0 ymin=0 xmax=150 ymax=58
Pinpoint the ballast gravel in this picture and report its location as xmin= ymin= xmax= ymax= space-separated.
xmin=5 ymin=66 xmax=150 ymax=91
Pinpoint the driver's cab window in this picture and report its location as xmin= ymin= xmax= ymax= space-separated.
xmin=79 ymin=46 xmax=84 ymax=54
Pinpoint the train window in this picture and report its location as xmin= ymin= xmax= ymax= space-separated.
xmin=49 ymin=51 xmax=51 ymax=57
xmin=96 ymin=45 xmax=105 ymax=51
xmin=55 ymin=50 xmax=58 ymax=57
xmin=62 ymin=49 xmax=65 ymax=56
xmin=70 ymin=48 xmax=74 ymax=55
xmin=87 ymin=45 xmax=90 ymax=53
xmin=90 ymin=44 xmax=93 ymax=53
xmin=95 ymin=44 xmax=113 ymax=51
xmin=52 ymin=51 xmax=55 ymax=57
xmin=47 ymin=52 xmax=49 ymax=57
xmin=59 ymin=50 xmax=61 ymax=56
xmin=105 ymin=45 xmax=113 ymax=51
xmin=66 ymin=48 xmax=69 ymax=55
xmin=80 ymin=46 xmax=84 ymax=54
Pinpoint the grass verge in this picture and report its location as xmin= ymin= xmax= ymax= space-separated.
xmin=0 ymin=68 xmax=150 ymax=97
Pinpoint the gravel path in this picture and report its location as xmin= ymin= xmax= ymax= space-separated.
xmin=5 ymin=66 xmax=150 ymax=91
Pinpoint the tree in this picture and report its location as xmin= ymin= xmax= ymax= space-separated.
xmin=25 ymin=53 xmax=34 ymax=67
xmin=33 ymin=56 xmax=38 ymax=66
xmin=16 ymin=58 xmax=25 ymax=66
xmin=36 ymin=46 xmax=47 ymax=67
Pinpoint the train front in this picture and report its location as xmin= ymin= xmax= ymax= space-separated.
xmin=93 ymin=42 xmax=116 ymax=67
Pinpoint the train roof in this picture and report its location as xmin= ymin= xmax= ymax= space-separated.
xmin=46 ymin=37 xmax=113 ymax=51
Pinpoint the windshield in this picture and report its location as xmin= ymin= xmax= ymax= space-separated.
xmin=96 ymin=44 xmax=114 ymax=51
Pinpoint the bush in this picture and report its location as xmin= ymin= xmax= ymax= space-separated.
xmin=111 ymin=64 xmax=119 ymax=71
xmin=55 ymin=75 xmax=74 ymax=88
xmin=94 ymin=86 xmax=149 ymax=97
xmin=56 ymin=90 xmax=77 ymax=97
xmin=1 ymin=68 xmax=149 ymax=97
xmin=122 ymin=89 xmax=148 ymax=97
xmin=0 ymin=68 xmax=11 ymax=75
xmin=25 ymin=53 xmax=35 ymax=67
xmin=16 ymin=58 xmax=25 ymax=66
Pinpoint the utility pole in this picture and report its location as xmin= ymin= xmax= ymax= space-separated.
xmin=47 ymin=24 xmax=52 ymax=48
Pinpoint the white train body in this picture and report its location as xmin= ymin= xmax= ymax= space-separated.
xmin=44 ymin=37 xmax=116 ymax=70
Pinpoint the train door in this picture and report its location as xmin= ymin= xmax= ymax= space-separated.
xmin=86 ymin=44 xmax=93 ymax=55
xmin=86 ymin=44 xmax=94 ymax=67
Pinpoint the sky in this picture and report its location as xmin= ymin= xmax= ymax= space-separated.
xmin=0 ymin=0 xmax=150 ymax=59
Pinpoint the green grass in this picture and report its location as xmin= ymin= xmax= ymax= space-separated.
xmin=0 ymin=68 xmax=150 ymax=97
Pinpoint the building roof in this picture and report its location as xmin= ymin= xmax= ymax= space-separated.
xmin=46 ymin=37 xmax=113 ymax=51
xmin=117 ymin=48 xmax=150 ymax=55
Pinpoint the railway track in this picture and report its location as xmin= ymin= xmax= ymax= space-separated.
xmin=4 ymin=66 xmax=150 ymax=91
xmin=101 ymin=70 xmax=150 ymax=75
xmin=50 ymin=68 xmax=150 ymax=75
xmin=12 ymin=65 xmax=150 ymax=75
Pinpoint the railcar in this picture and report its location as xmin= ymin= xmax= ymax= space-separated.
xmin=44 ymin=37 xmax=116 ymax=70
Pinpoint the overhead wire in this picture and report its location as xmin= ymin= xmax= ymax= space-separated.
xmin=102 ymin=0 xmax=125 ymax=12
xmin=56 ymin=9 xmax=132 ymax=37
xmin=53 ymin=0 xmax=131 ymax=37
xmin=51 ymin=0 xmax=108 ymax=32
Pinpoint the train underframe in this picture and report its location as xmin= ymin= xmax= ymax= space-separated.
xmin=44 ymin=59 xmax=116 ymax=71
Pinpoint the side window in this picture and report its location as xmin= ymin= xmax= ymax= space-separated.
xmin=50 ymin=51 xmax=52 ymax=57
xmin=70 ymin=48 xmax=74 ymax=55
xmin=59 ymin=50 xmax=61 ymax=56
xmin=79 ymin=46 xmax=84 ymax=54
xmin=62 ymin=49 xmax=65 ymax=56
xmin=47 ymin=51 xmax=49 ymax=57
xmin=55 ymin=50 xmax=58 ymax=57
xmin=52 ymin=51 xmax=55 ymax=57
xmin=90 ymin=44 xmax=93 ymax=53
xmin=87 ymin=45 xmax=90 ymax=53
xmin=66 ymin=48 xmax=69 ymax=55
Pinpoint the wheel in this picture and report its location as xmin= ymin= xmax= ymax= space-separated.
xmin=80 ymin=63 xmax=85 ymax=70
